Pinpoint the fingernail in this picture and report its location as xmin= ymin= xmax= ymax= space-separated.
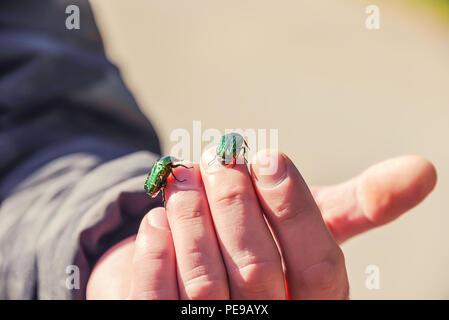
xmin=148 ymin=210 xmax=170 ymax=230
xmin=252 ymin=150 xmax=288 ymax=187
xmin=201 ymin=147 xmax=224 ymax=173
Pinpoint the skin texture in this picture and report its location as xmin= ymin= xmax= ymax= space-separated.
xmin=86 ymin=150 xmax=437 ymax=300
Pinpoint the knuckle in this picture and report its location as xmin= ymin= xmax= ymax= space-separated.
xmin=184 ymin=278 xmax=227 ymax=300
xmin=300 ymin=247 xmax=348 ymax=298
xmin=169 ymin=194 xmax=205 ymax=223
xmin=183 ymin=270 xmax=228 ymax=299
xmin=231 ymin=257 xmax=283 ymax=295
xmin=268 ymin=181 xmax=316 ymax=223
xmin=271 ymin=201 xmax=299 ymax=222
xmin=174 ymin=209 xmax=204 ymax=224
xmin=213 ymin=185 xmax=249 ymax=210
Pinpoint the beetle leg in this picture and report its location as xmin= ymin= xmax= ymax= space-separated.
xmin=162 ymin=178 xmax=169 ymax=208
xmin=170 ymin=168 xmax=187 ymax=183
xmin=231 ymin=157 xmax=237 ymax=168
xmin=171 ymin=163 xmax=193 ymax=169
xmin=243 ymin=147 xmax=248 ymax=164
xmin=162 ymin=188 xmax=166 ymax=209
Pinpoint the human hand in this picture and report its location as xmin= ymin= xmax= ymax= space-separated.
xmin=86 ymin=150 xmax=436 ymax=299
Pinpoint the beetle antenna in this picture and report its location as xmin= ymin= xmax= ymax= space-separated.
xmin=171 ymin=163 xmax=193 ymax=169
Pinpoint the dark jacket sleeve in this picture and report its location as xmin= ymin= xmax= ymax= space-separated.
xmin=0 ymin=139 xmax=162 ymax=299
xmin=0 ymin=0 xmax=162 ymax=299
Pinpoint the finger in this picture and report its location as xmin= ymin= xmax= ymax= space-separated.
xmin=251 ymin=150 xmax=349 ymax=300
xmin=201 ymin=148 xmax=286 ymax=300
xmin=128 ymin=207 xmax=178 ymax=299
xmin=311 ymin=155 xmax=438 ymax=244
xmin=165 ymin=163 xmax=229 ymax=300
xmin=86 ymin=236 xmax=135 ymax=299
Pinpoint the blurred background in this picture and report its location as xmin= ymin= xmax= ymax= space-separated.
xmin=88 ymin=0 xmax=448 ymax=299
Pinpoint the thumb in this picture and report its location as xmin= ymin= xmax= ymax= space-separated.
xmin=312 ymin=155 xmax=437 ymax=243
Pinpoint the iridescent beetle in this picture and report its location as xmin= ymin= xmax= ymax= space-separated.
xmin=144 ymin=156 xmax=192 ymax=208
xmin=209 ymin=132 xmax=249 ymax=168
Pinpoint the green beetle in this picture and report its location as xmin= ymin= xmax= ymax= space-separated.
xmin=210 ymin=132 xmax=249 ymax=168
xmin=144 ymin=156 xmax=192 ymax=208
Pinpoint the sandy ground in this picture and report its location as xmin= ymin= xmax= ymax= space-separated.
xmin=89 ymin=0 xmax=449 ymax=299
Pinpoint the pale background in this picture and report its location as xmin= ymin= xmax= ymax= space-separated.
xmin=89 ymin=0 xmax=449 ymax=299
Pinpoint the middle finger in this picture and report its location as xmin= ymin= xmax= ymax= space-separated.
xmin=200 ymin=148 xmax=286 ymax=299
xmin=165 ymin=163 xmax=229 ymax=299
